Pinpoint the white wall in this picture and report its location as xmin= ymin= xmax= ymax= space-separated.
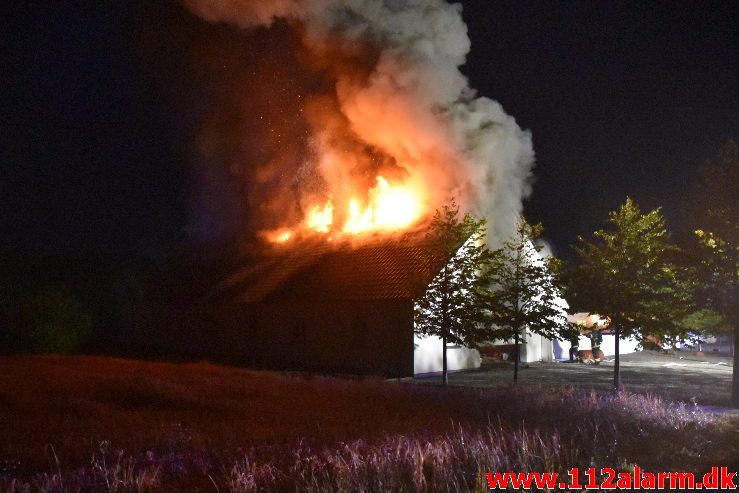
xmin=487 ymin=331 xmax=556 ymax=363
xmin=601 ymin=333 xmax=639 ymax=356
xmin=521 ymin=333 xmax=554 ymax=363
xmin=413 ymin=334 xmax=481 ymax=375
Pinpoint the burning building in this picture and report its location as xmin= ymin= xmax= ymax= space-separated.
xmin=182 ymin=0 xmax=534 ymax=246
xmin=151 ymin=234 xmax=478 ymax=376
xmin=159 ymin=0 xmax=543 ymax=373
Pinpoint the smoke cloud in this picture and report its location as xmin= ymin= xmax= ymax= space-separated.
xmin=182 ymin=0 xmax=534 ymax=245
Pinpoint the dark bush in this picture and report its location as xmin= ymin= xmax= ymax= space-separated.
xmin=3 ymin=285 xmax=91 ymax=354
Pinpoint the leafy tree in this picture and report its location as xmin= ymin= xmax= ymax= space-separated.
xmin=569 ymin=198 xmax=693 ymax=391
xmin=481 ymin=219 xmax=573 ymax=383
xmin=414 ymin=203 xmax=491 ymax=385
xmin=689 ymin=140 xmax=738 ymax=405
xmin=680 ymin=308 xmax=730 ymax=338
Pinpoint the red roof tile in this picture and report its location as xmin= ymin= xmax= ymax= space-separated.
xmin=212 ymin=234 xmax=451 ymax=302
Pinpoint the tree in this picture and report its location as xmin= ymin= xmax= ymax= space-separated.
xmin=414 ymin=203 xmax=491 ymax=385
xmin=3 ymin=285 xmax=92 ymax=355
xmin=569 ymin=198 xmax=693 ymax=391
xmin=481 ymin=219 xmax=573 ymax=384
xmin=689 ymin=140 xmax=739 ymax=405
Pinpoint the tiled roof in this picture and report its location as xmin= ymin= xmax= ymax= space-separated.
xmin=212 ymin=234 xmax=452 ymax=302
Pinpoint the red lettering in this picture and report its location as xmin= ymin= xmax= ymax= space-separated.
xmin=721 ymin=467 xmax=737 ymax=489
xmin=484 ymin=465 xmax=735 ymax=491
xmin=641 ymin=471 xmax=656 ymax=489
xmin=485 ymin=471 xmax=558 ymax=490
xmin=657 ymin=472 xmax=669 ymax=489
xmin=600 ymin=467 xmax=617 ymax=489
xmin=584 ymin=467 xmax=597 ymax=489
xmin=616 ymin=472 xmax=632 ymax=489
xmin=568 ymin=467 xmax=582 ymax=489
xmin=669 ymin=471 xmax=694 ymax=489
xmin=703 ymin=467 xmax=719 ymax=489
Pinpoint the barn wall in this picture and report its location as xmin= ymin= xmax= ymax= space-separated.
xmin=481 ymin=331 xmax=556 ymax=363
xmin=413 ymin=335 xmax=481 ymax=374
xmin=521 ymin=333 xmax=553 ymax=363
xmin=151 ymin=300 xmax=415 ymax=377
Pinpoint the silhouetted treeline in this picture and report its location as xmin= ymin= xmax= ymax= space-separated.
xmin=0 ymin=240 xmax=241 ymax=358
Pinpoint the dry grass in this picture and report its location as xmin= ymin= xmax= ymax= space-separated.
xmin=0 ymin=356 xmax=473 ymax=467
xmin=0 ymin=355 xmax=736 ymax=491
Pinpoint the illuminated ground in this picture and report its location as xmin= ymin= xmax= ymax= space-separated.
xmin=414 ymin=350 xmax=736 ymax=407
xmin=1 ymin=354 xmax=737 ymax=490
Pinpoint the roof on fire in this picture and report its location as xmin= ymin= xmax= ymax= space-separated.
xmin=210 ymin=234 xmax=455 ymax=303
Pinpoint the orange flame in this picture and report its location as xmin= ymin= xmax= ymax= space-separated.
xmin=343 ymin=176 xmax=420 ymax=234
xmin=262 ymin=228 xmax=293 ymax=243
xmin=306 ymin=200 xmax=334 ymax=233
xmin=296 ymin=176 xmax=422 ymax=240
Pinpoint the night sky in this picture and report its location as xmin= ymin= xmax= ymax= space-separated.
xmin=2 ymin=1 xmax=737 ymax=259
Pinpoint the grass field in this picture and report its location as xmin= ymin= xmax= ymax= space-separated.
xmin=0 ymin=355 xmax=737 ymax=491
xmin=418 ymin=350 xmax=736 ymax=406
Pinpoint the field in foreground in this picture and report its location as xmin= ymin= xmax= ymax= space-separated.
xmin=0 ymin=356 xmax=737 ymax=492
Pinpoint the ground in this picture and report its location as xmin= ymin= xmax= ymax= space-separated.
xmin=415 ymin=350 xmax=736 ymax=408
xmin=0 ymin=353 xmax=737 ymax=491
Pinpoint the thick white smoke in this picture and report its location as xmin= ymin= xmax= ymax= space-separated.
xmin=182 ymin=0 xmax=534 ymax=245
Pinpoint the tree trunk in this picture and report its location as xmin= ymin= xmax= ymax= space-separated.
xmin=442 ymin=330 xmax=448 ymax=386
xmin=732 ymin=325 xmax=738 ymax=407
xmin=613 ymin=327 xmax=621 ymax=392
xmin=513 ymin=331 xmax=520 ymax=384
